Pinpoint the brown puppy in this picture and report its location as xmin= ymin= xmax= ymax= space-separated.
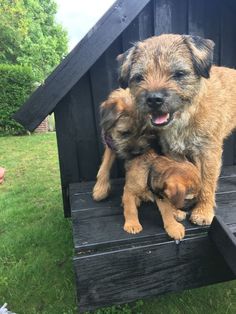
xmin=93 ymin=88 xmax=150 ymax=201
xmin=123 ymin=149 xmax=201 ymax=240
xmin=118 ymin=33 xmax=236 ymax=225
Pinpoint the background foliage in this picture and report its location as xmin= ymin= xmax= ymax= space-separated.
xmin=0 ymin=0 xmax=68 ymax=135
xmin=0 ymin=0 xmax=68 ymax=82
xmin=0 ymin=64 xmax=36 ymax=135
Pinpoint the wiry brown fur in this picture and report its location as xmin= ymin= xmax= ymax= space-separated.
xmin=93 ymin=88 xmax=201 ymax=239
xmin=93 ymin=88 xmax=151 ymax=201
xmin=123 ymin=149 xmax=201 ymax=240
xmin=118 ymin=34 xmax=236 ymax=225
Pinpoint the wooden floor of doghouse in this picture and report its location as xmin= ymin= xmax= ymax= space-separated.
xmin=70 ymin=166 xmax=236 ymax=254
xmin=70 ymin=166 xmax=236 ymax=312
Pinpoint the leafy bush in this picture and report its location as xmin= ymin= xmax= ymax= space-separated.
xmin=0 ymin=64 xmax=36 ymax=135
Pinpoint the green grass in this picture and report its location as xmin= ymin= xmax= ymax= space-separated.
xmin=0 ymin=133 xmax=236 ymax=314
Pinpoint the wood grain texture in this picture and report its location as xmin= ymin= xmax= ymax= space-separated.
xmin=209 ymin=216 xmax=236 ymax=275
xmin=54 ymin=94 xmax=80 ymax=217
xmin=89 ymin=37 xmax=122 ymax=156
xmin=69 ymin=73 xmax=100 ymax=182
xmin=188 ymin=0 xmax=220 ymax=64
xmin=54 ymin=73 xmax=100 ymax=216
xmin=75 ymin=235 xmax=235 ymax=312
xmin=154 ymin=0 xmax=188 ymax=35
xmin=71 ymin=168 xmax=236 ymax=252
xmin=122 ymin=1 xmax=154 ymax=50
xmin=220 ymin=3 xmax=236 ymax=166
xmin=72 ymin=167 xmax=236 ymax=312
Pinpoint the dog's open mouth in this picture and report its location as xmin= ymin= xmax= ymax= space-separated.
xmin=149 ymin=112 xmax=172 ymax=127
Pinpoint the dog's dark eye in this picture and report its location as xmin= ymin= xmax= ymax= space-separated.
xmin=119 ymin=130 xmax=132 ymax=137
xmin=173 ymin=70 xmax=188 ymax=80
xmin=131 ymin=74 xmax=144 ymax=84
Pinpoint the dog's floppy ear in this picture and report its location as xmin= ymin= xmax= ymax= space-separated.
xmin=117 ymin=46 xmax=136 ymax=88
xmin=163 ymin=181 xmax=186 ymax=209
xmin=183 ymin=35 xmax=215 ymax=79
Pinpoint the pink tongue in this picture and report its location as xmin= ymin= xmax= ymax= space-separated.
xmin=154 ymin=113 xmax=169 ymax=125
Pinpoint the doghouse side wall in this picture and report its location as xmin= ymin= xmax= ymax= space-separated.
xmin=54 ymin=0 xmax=236 ymax=217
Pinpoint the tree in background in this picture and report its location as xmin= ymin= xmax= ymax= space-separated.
xmin=0 ymin=0 xmax=68 ymax=135
xmin=0 ymin=0 xmax=68 ymax=82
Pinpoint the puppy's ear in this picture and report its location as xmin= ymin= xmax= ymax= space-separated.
xmin=117 ymin=46 xmax=136 ymax=88
xmin=183 ymin=35 xmax=215 ymax=78
xmin=100 ymin=101 xmax=120 ymax=132
xmin=163 ymin=181 xmax=186 ymax=209
xmin=148 ymin=166 xmax=160 ymax=193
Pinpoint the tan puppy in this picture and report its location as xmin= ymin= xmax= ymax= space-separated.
xmin=93 ymin=88 xmax=150 ymax=201
xmin=123 ymin=149 xmax=201 ymax=240
xmin=117 ymin=34 xmax=236 ymax=225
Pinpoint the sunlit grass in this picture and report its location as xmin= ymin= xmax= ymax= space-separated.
xmin=0 ymin=133 xmax=235 ymax=314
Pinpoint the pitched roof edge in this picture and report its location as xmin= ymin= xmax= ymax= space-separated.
xmin=13 ymin=0 xmax=151 ymax=131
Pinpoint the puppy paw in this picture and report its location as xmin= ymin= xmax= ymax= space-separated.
xmin=124 ymin=221 xmax=143 ymax=234
xmin=174 ymin=210 xmax=187 ymax=222
xmin=92 ymin=181 xmax=110 ymax=201
xmin=165 ymin=222 xmax=185 ymax=240
xmin=190 ymin=208 xmax=214 ymax=226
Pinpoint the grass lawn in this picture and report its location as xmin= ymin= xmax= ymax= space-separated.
xmin=0 ymin=133 xmax=236 ymax=314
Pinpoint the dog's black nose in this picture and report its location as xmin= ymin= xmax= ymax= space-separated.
xmin=146 ymin=91 xmax=165 ymax=107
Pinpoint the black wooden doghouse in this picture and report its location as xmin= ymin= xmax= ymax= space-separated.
xmin=14 ymin=0 xmax=236 ymax=312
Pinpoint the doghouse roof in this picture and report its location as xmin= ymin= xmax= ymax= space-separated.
xmin=13 ymin=0 xmax=151 ymax=131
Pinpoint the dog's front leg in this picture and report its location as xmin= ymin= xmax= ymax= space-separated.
xmin=93 ymin=145 xmax=116 ymax=201
xmin=190 ymin=146 xmax=222 ymax=225
xmin=156 ymin=198 xmax=185 ymax=240
xmin=122 ymin=188 xmax=143 ymax=234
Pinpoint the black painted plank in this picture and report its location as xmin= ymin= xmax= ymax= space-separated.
xmin=74 ymin=234 xmax=235 ymax=312
xmin=209 ymin=216 xmax=236 ymax=275
xmin=220 ymin=3 xmax=236 ymax=166
xmin=71 ymin=191 xmax=236 ymax=252
xmin=54 ymin=94 xmax=80 ymax=217
xmin=69 ymin=73 xmax=100 ymax=181
xmin=71 ymin=170 xmax=236 ymax=251
xmin=188 ymin=0 xmax=220 ymax=64
xmin=122 ymin=2 xmax=154 ymax=50
xmin=154 ymin=0 xmax=188 ymax=35
xmin=221 ymin=166 xmax=236 ymax=177
xmin=69 ymin=165 xmax=236 ymax=195
xmin=89 ymin=37 xmax=122 ymax=156
xmin=13 ymin=0 xmax=152 ymax=131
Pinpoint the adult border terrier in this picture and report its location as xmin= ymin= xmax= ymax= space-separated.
xmin=118 ymin=33 xmax=236 ymax=226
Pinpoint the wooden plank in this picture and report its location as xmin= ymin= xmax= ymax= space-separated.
xmin=70 ymin=172 xmax=236 ymax=251
xmin=54 ymin=94 xmax=80 ymax=217
xmin=71 ymin=191 xmax=236 ymax=252
xmin=69 ymin=73 xmax=100 ymax=181
xmin=74 ymin=234 xmax=235 ymax=312
xmin=89 ymin=37 xmax=122 ymax=159
xmin=68 ymin=165 xmax=236 ymax=194
xmin=209 ymin=216 xmax=236 ymax=275
xmin=226 ymin=0 xmax=236 ymax=12
xmin=220 ymin=3 xmax=236 ymax=166
xmin=221 ymin=165 xmax=236 ymax=177
xmin=13 ymin=0 xmax=152 ymax=131
xmin=122 ymin=2 xmax=154 ymax=50
xmin=223 ymin=138 xmax=236 ymax=167
xmin=89 ymin=38 xmax=122 ymax=179
xmin=188 ymin=0 xmax=220 ymax=64
xmin=154 ymin=0 xmax=188 ymax=35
